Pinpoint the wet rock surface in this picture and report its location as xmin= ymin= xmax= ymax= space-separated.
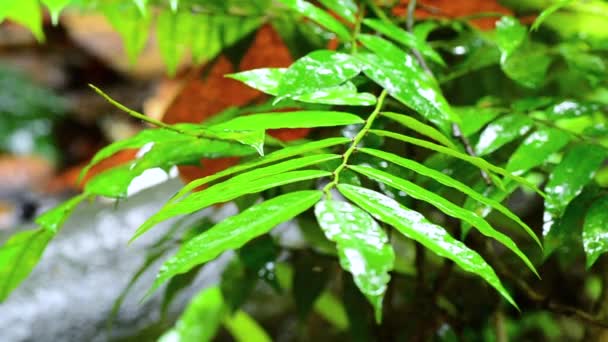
xmin=0 ymin=179 xmax=229 ymax=342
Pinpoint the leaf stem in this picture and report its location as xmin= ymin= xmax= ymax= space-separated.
xmin=323 ymin=90 xmax=388 ymax=197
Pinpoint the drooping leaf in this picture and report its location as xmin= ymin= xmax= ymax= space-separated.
xmin=278 ymin=0 xmax=351 ymax=41
xmin=583 ymin=195 xmax=608 ymax=268
xmin=172 ymin=137 xmax=349 ymax=200
xmin=0 ymin=229 xmax=53 ymax=302
xmin=103 ymin=2 xmax=151 ymax=64
xmin=41 ymin=0 xmax=71 ymax=25
xmin=132 ymin=0 xmax=148 ymax=15
xmin=222 ymin=310 xmax=272 ymax=342
xmin=371 ymin=129 xmax=545 ymax=197
xmin=211 ymin=111 xmax=364 ymax=130
xmin=276 ymin=50 xmax=361 ymax=100
xmin=356 ymin=34 xmax=459 ymax=133
xmin=349 ymin=165 xmax=538 ymax=276
xmin=149 ymin=191 xmax=322 ymax=292
xmin=381 ymin=112 xmax=457 ymax=149
xmin=337 ymin=184 xmax=516 ymax=308
xmin=35 ymin=193 xmax=89 ymax=234
xmin=506 ymin=127 xmax=571 ymax=175
xmin=531 ymin=0 xmax=576 ymax=31
xmin=158 ymin=286 xmax=226 ymax=342
xmin=544 ymin=144 xmax=607 ymax=238
xmin=135 ymin=170 xmax=330 ymax=240
xmin=363 ymin=19 xmax=446 ymax=66
xmin=474 ymin=114 xmax=534 ymax=156
xmin=157 ymin=11 xmax=191 ymax=76
xmin=315 ymin=200 xmax=395 ymax=322
xmin=227 ymin=68 xmax=287 ymax=95
xmin=501 ymin=44 xmax=553 ymax=89
xmin=318 ymin=0 xmax=357 ymax=23
xmin=0 ymin=0 xmax=44 ymax=41
xmin=359 ymin=148 xmax=541 ymax=247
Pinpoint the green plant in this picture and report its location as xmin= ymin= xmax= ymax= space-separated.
xmin=1 ymin=0 xmax=608 ymax=340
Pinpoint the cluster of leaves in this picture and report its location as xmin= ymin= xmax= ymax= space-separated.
xmin=1 ymin=0 xmax=608 ymax=340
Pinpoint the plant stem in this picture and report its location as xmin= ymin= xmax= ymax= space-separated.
xmin=89 ymin=84 xmax=178 ymax=132
xmin=365 ymin=0 xmax=391 ymax=24
xmin=323 ymin=90 xmax=388 ymax=198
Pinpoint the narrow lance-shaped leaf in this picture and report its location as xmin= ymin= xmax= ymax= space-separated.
xmin=359 ymin=148 xmax=541 ymax=248
xmin=41 ymin=0 xmax=71 ymax=25
xmin=211 ymin=111 xmax=364 ymax=131
xmin=583 ymin=196 xmax=608 ymax=268
xmin=278 ymin=0 xmax=351 ymax=41
xmin=103 ymin=2 xmax=151 ymax=64
xmin=544 ymin=144 xmax=607 ymax=238
xmin=318 ymin=0 xmax=357 ymax=23
xmin=337 ymin=184 xmax=516 ymax=308
xmin=506 ymin=127 xmax=571 ymax=175
xmin=315 ymin=200 xmax=395 ymax=322
xmin=149 ymin=191 xmax=322 ymax=293
xmin=349 ymin=165 xmax=538 ymax=276
xmin=172 ymin=137 xmax=350 ymax=201
xmin=0 ymin=229 xmax=53 ymax=302
xmin=363 ymin=19 xmax=446 ymax=66
xmin=134 ymin=170 xmax=330 ymax=240
xmin=356 ymin=35 xmax=459 ymax=133
xmin=371 ymin=129 xmax=546 ymax=198
xmin=495 ymin=16 xmax=527 ymax=60
xmin=474 ymin=114 xmax=533 ymax=156
xmin=1 ymin=0 xmax=44 ymax=41
xmin=158 ymin=286 xmax=226 ymax=342
xmin=276 ymin=50 xmax=361 ymax=101
xmin=381 ymin=112 xmax=456 ymax=149
xmin=531 ymin=0 xmax=575 ymax=31
xmin=35 ymin=193 xmax=89 ymax=234
xmin=454 ymin=106 xmax=502 ymax=137
xmin=222 ymin=310 xmax=272 ymax=342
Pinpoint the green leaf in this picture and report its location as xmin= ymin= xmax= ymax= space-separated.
xmin=172 ymin=137 xmax=349 ymax=201
xmin=531 ymin=0 xmax=575 ymax=31
xmin=103 ymin=2 xmax=151 ymax=64
xmin=132 ymin=0 xmax=148 ymax=15
xmin=356 ymin=35 xmax=459 ymax=133
xmin=371 ymin=129 xmax=546 ymax=197
xmin=0 ymin=0 xmax=44 ymax=41
xmin=474 ymin=114 xmax=534 ymax=156
xmin=545 ymin=100 xmax=601 ymax=120
xmin=583 ymin=195 xmax=608 ymax=268
xmin=149 ymin=191 xmax=322 ymax=293
xmin=41 ymin=0 xmax=71 ymax=25
xmin=0 ymin=229 xmax=53 ymax=302
xmin=276 ymin=50 xmax=361 ymax=100
xmin=211 ymin=111 xmax=364 ymax=130
xmin=85 ymin=137 xmax=256 ymax=198
xmin=359 ymin=148 xmax=541 ymax=248
xmin=35 ymin=193 xmax=89 ymax=234
xmin=158 ymin=286 xmax=225 ymax=342
xmin=363 ymin=19 xmax=446 ymax=66
xmin=501 ymin=44 xmax=553 ymax=89
xmin=544 ymin=144 xmax=607 ymax=237
xmin=506 ymin=127 xmax=571 ymax=175
xmin=381 ymin=112 xmax=457 ymax=149
xmin=222 ymin=310 xmax=272 ymax=342
xmin=337 ymin=184 xmax=516 ymax=308
xmin=157 ymin=11 xmax=191 ymax=76
xmin=455 ymin=106 xmax=502 ymax=137
xmin=136 ymin=169 xmax=330 ymax=240
xmin=495 ymin=16 xmax=527 ymax=59
xmin=227 ymin=68 xmax=287 ymax=95
xmin=318 ymin=0 xmax=357 ymax=23
xmin=314 ymin=200 xmax=395 ymax=322
xmin=349 ymin=165 xmax=538 ymax=276
xmin=278 ymin=0 xmax=351 ymax=41
xmin=228 ymin=69 xmax=375 ymax=106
